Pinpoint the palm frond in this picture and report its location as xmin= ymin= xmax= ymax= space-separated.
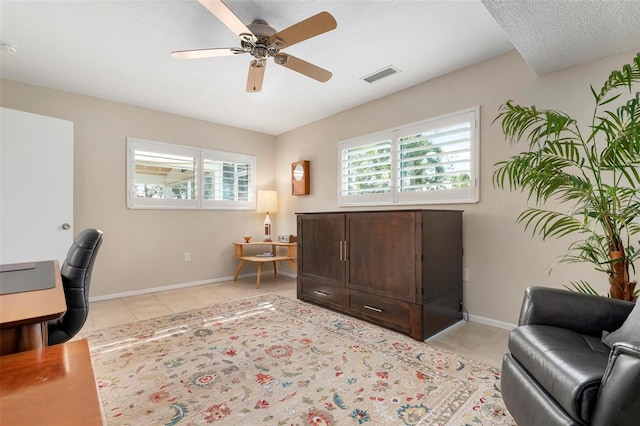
xmin=598 ymin=106 xmax=640 ymax=183
xmin=541 ymin=139 xmax=583 ymax=163
xmin=563 ymin=280 xmax=604 ymax=296
xmin=517 ymin=209 xmax=584 ymax=240
xmin=492 ymin=148 xmax=593 ymax=207
xmin=596 ymin=53 xmax=640 ymax=102
xmin=496 ymin=102 xmax=579 ymax=149
xmin=567 ymin=233 xmax=609 ymax=254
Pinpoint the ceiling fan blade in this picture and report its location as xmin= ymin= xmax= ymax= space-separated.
xmin=269 ymin=11 xmax=336 ymax=48
xmin=275 ymin=54 xmax=332 ymax=82
xmin=198 ymin=0 xmax=255 ymax=41
xmin=171 ymin=47 xmax=244 ymax=59
xmin=246 ymin=60 xmax=266 ymax=93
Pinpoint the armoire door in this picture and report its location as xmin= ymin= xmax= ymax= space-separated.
xmin=298 ymin=213 xmax=346 ymax=283
xmin=297 ymin=213 xmax=346 ymax=310
xmin=346 ymin=211 xmax=419 ymax=303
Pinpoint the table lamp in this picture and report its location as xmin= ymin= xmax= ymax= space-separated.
xmin=256 ymin=190 xmax=278 ymax=241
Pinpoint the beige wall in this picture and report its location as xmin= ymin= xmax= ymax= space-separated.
xmin=0 ymin=80 xmax=276 ymax=296
xmin=275 ymin=49 xmax=639 ymax=325
xmin=2 ymin=48 xmax=637 ymax=324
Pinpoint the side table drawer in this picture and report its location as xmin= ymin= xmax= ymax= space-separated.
xmin=346 ymin=290 xmax=411 ymax=334
xmin=297 ymin=278 xmax=345 ymax=311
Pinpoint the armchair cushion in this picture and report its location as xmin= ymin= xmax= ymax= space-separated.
xmin=509 ymin=325 xmax=609 ymax=423
xmin=602 ymin=302 xmax=640 ymax=347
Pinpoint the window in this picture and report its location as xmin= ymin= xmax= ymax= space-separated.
xmin=127 ymin=138 xmax=256 ymax=210
xmin=339 ymin=107 xmax=479 ymax=206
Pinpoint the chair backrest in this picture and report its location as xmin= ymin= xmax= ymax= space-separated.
xmin=47 ymin=228 xmax=103 ymax=345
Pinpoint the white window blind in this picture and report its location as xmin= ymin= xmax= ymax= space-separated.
xmin=338 ymin=107 xmax=479 ymax=206
xmin=202 ymin=150 xmax=254 ymax=209
xmin=340 ymin=137 xmax=392 ymax=205
xmin=127 ymin=138 xmax=256 ymax=210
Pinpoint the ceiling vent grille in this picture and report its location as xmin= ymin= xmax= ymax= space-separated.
xmin=362 ymin=66 xmax=400 ymax=83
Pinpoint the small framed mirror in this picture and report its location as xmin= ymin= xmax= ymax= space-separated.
xmin=291 ymin=160 xmax=310 ymax=195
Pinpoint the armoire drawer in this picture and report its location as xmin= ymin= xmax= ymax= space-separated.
xmin=346 ymin=290 xmax=411 ymax=333
xmin=297 ymin=278 xmax=345 ymax=311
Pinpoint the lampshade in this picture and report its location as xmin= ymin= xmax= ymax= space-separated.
xmin=256 ymin=190 xmax=278 ymax=213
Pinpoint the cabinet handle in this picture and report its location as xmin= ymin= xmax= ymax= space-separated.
xmin=314 ymin=290 xmax=330 ymax=297
xmin=364 ymin=305 xmax=383 ymax=313
xmin=338 ymin=241 xmax=348 ymax=262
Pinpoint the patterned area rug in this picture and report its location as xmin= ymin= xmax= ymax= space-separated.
xmin=83 ymin=294 xmax=515 ymax=425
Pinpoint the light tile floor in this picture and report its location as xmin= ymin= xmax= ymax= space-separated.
xmin=80 ymin=275 xmax=510 ymax=369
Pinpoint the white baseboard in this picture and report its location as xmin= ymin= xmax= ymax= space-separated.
xmin=468 ymin=313 xmax=516 ymax=330
xmin=425 ymin=319 xmax=467 ymax=341
xmin=89 ymin=273 xmax=256 ymax=302
xmin=425 ymin=314 xmax=516 ymax=342
xmin=279 ymin=271 xmax=297 ymax=279
xmin=89 ymin=272 xmax=298 ymax=302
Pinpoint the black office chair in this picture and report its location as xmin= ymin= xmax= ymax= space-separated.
xmin=47 ymin=228 xmax=103 ymax=345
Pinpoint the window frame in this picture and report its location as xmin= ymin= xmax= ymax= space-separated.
xmin=127 ymin=137 xmax=256 ymax=210
xmin=338 ymin=107 xmax=479 ymax=206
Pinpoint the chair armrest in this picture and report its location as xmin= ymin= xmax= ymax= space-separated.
xmin=591 ymin=341 xmax=640 ymax=426
xmin=518 ymin=286 xmax=633 ymax=336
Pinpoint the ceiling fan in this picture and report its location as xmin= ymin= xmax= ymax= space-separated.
xmin=172 ymin=0 xmax=337 ymax=93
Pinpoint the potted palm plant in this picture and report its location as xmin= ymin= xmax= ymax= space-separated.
xmin=492 ymin=52 xmax=640 ymax=302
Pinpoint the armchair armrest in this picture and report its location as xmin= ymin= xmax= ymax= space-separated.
xmin=518 ymin=286 xmax=633 ymax=336
xmin=591 ymin=341 xmax=640 ymax=426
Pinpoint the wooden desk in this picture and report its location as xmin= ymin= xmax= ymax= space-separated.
xmin=0 ymin=338 xmax=103 ymax=425
xmin=233 ymin=242 xmax=297 ymax=288
xmin=0 ymin=260 xmax=67 ymax=355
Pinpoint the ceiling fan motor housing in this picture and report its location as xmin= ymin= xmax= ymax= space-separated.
xmin=242 ymin=20 xmax=283 ymax=59
xmin=248 ymin=20 xmax=276 ymax=37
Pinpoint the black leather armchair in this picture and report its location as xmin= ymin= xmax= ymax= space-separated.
xmin=47 ymin=228 xmax=103 ymax=345
xmin=501 ymin=286 xmax=640 ymax=426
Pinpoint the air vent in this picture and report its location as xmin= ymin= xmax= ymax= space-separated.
xmin=361 ymin=66 xmax=400 ymax=83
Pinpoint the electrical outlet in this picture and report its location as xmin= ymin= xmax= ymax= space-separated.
xmin=462 ymin=268 xmax=469 ymax=282
xmin=184 ymin=252 xmax=191 ymax=262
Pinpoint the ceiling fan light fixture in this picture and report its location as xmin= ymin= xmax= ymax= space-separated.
xmin=362 ymin=66 xmax=400 ymax=83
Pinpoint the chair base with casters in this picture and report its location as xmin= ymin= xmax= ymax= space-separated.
xmin=47 ymin=228 xmax=103 ymax=345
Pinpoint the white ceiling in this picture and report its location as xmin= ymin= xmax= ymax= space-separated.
xmin=1 ymin=0 xmax=639 ymax=135
xmin=481 ymin=0 xmax=640 ymax=74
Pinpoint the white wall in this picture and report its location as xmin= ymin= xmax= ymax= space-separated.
xmin=274 ymin=49 xmax=639 ymax=324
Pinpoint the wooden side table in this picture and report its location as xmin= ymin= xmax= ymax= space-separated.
xmin=232 ymin=242 xmax=297 ymax=288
